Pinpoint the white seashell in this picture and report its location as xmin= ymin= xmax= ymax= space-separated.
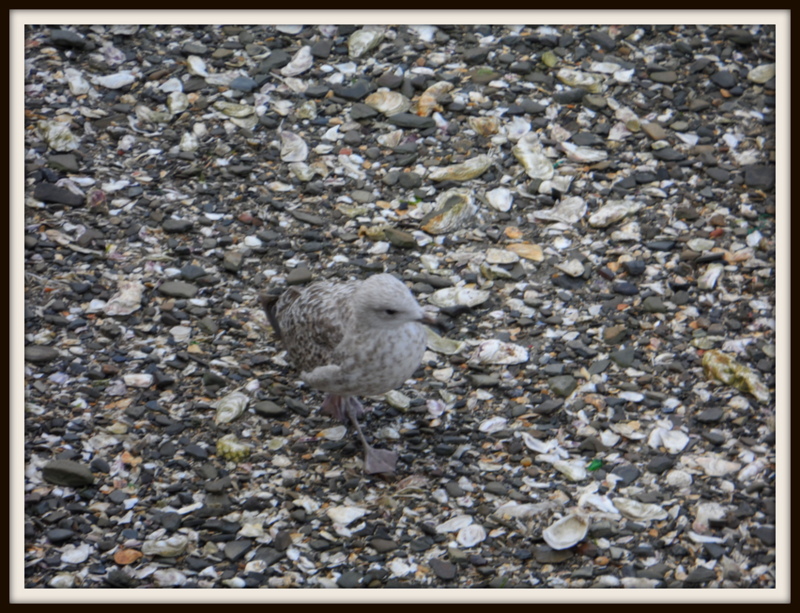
xmin=180 ymin=131 xmax=199 ymax=153
xmin=693 ymin=501 xmax=728 ymax=532
xmin=520 ymin=431 xmax=557 ymax=454
xmin=123 ymin=374 xmax=154 ymax=388
xmin=159 ymin=77 xmax=183 ymax=93
xmin=599 ymin=430 xmax=620 ymax=447
xmin=295 ymin=496 xmax=321 ymax=513
xmin=37 ymin=120 xmax=81 ymax=152
xmin=542 ymin=514 xmax=589 ymax=550
xmin=213 ymin=391 xmax=249 ymax=424
xmin=141 ymin=535 xmax=189 ymax=557
xmin=619 ymin=391 xmax=644 ymax=403
xmin=104 ymin=280 xmax=144 ymax=316
xmin=377 ymin=129 xmax=404 ymax=148
xmin=93 ymin=70 xmax=137 ymax=89
xmin=478 ymin=416 xmax=508 ymax=434
xmin=327 ymin=505 xmax=367 ymax=526
xmin=588 ymin=200 xmax=643 ymax=228
xmin=556 ymin=68 xmax=603 ymax=93
xmin=665 ymin=469 xmax=693 ymax=488
xmin=408 ymin=25 xmax=438 ymax=42
xmin=485 ymin=248 xmax=519 ymax=265
xmin=276 ymin=25 xmax=304 ymax=34
xmin=579 ymin=492 xmax=619 ymax=514
xmin=512 ymin=133 xmax=554 ymax=180
xmin=60 ymin=542 xmax=93 ymax=564
xmin=555 ymin=259 xmax=585 ymax=277
xmin=281 ymin=46 xmax=314 ymax=77
xmin=169 ymin=325 xmax=192 ymax=343
xmin=425 ymin=327 xmax=466 ymax=355
xmin=319 ymin=425 xmax=347 ymax=441
xmin=748 ymin=63 xmax=775 ymax=84
xmin=388 ymin=558 xmax=416 ymax=577
xmin=364 ymin=90 xmax=411 ymax=116
xmin=694 ymin=456 xmax=742 ymax=477
xmin=697 ymin=263 xmax=724 ymax=290
xmin=420 ymin=189 xmax=478 ymax=234
xmin=612 ymin=498 xmax=668 ymax=521
xmin=494 ymin=501 xmax=556 ymax=519
xmin=416 ymin=81 xmax=454 ymax=117
xmin=186 ymin=55 xmax=208 ymax=77
xmin=429 ymin=286 xmax=489 ymax=308
xmin=153 ymin=568 xmax=187 ymax=587
xmin=457 ymin=524 xmax=486 ymax=547
xmin=429 ymin=154 xmax=493 ymax=182
xmin=384 ymin=390 xmax=411 ymax=410
xmin=167 ymin=91 xmax=189 ymax=115
xmin=609 ymin=422 xmax=647 ymax=440
xmin=505 ymin=116 xmax=531 ymax=141
xmin=436 ymin=514 xmax=473 ymax=533
xmin=348 ymin=26 xmax=385 ymax=59
xmin=532 ymin=196 xmax=587 ymax=225
xmin=212 ymin=100 xmax=254 ymax=118
xmin=279 ymin=131 xmax=308 ymax=162
xmin=553 ymin=460 xmax=587 ymax=481
xmin=135 ymin=105 xmax=171 ymax=124
xmin=559 ymin=143 xmax=608 ymax=164
xmin=64 ymin=68 xmax=91 ymax=96
xmin=485 ymin=187 xmax=513 ymax=212
xmin=647 ymin=427 xmax=689 ymax=454
xmin=737 ymin=459 xmax=766 ymax=482
xmin=49 ymin=574 xmax=76 ymax=588
xmin=470 ymin=340 xmax=529 ymax=365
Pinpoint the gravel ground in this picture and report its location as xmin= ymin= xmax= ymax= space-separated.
xmin=20 ymin=22 xmax=783 ymax=595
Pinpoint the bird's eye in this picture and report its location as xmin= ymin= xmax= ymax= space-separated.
xmin=384 ymin=309 xmax=398 ymax=316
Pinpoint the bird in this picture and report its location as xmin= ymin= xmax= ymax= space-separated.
xmin=260 ymin=273 xmax=435 ymax=474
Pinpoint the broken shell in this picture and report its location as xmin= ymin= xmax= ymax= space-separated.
xmin=506 ymin=243 xmax=544 ymax=262
xmin=485 ymin=248 xmax=519 ymax=265
xmin=364 ymin=90 xmax=411 ymax=116
xmin=416 ymin=81 xmax=454 ymax=117
xmin=279 ymin=130 xmax=308 ymax=162
xmin=588 ymin=200 xmax=643 ymax=228
xmin=135 ymin=105 xmax=171 ymax=124
xmin=542 ymin=514 xmax=589 ymax=550
xmin=429 ymin=154 xmax=492 ymax=182
xmin=436 ymin=514 xmax=473 ymax=533
xmin=702 ymin=350 xmax=770 ymax=403
xmin=104 ymin=280 xmax=144 ymax=316
xmin=64 ymin=68 xmax=91 ymax=96
xmin=167 ymin=91 xmax=189 ymax=115
xmin=694 ymin=456 xmax=742 ymax=477
xmin=479 ymin=416 xmax=508 ymax=434
xmin=556 ymin=68 xmax=604 ymax=93
xmin=512 ymin=133 xmax=554 ymax=180
xmin=213 ymin=391 xmax=249 ymax=424
xmin=92 ymin=70 xmax=137 ymax=89
xmin=60 ymin=543 xmax=93 ymax=564
xmin=533 ymin=196 xmax=587 ymax=225
xmin=327 ymin=505 xmax=368 ymax=526
xmin=425 ymin=326 xmax=466 ymax=355
xmin=213 ymin=100 xmax=254 ymax=118
xmin=123 ymin=374 xmax=154 ymax=388
xmin=468 ymin=116 xmax=501 ymax=136
xmin=647 ymin=427 xmax=690 ymax=454
xmin=457 ymin=524 xmax=487 ymax=548
xmin=553 ymin=460 xmax=587 ymax=481
xmin=697 ymin=263 xmax=724 ymax=290
xmin=281 ymin=45 xmax=314 ymax=77
xmin=485 ymin=187 xmax=513 ymax=212
xmin=216 ymin=433 xmax=251 ymax=462
xmin=505 ymin=115 xmax=531 ymax=141
xmin=429 ymin=286 xmax=490 ymax=308
xmin=348 ymin=26 xmax=385 ymax=59
xmin=555 ymin=259 xmax=585 ymax=278
xmin=142 ymin=535 xmax=189 ymax=557
xmin=420 ymin=189 xmax=477 ymax=234
xmin=470 ymin=340 xmax=529 ymax=365
xmin=559 ymin=141 xmax=608 ymax=163
xmin=37 ymin=120 xmax=81 ymax=152
xmin=186 ymin=55 xmax=209 ymax=77
xmin=318 ymin=425 xmax=347 ymax=441
xmin=612 ymin=498 xmax=668 ymax=521
xmin=384 ymin=390 xmax=411 ymax=410
xmin=579 ymin=492 xmax=619 ymax=514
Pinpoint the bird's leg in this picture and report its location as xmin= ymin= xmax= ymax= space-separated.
xmin=345 ymin=401 xmax=398 ymax=475
xmin=321 ymin=395 xmax=365 ymax=422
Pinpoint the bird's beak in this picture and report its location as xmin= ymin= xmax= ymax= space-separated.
xmin=419 ymin=311 xmax=445 ymax=330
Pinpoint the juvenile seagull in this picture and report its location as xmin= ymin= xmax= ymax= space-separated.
xmin=260 ymin=273 xmax=434 ymax=474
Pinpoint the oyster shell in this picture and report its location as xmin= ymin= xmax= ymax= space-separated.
xmin=425 ymin=326 xmax=466 ymax=355
xmin=348 ymin=26 xmax=385 ymax=59
xmin=212 ymin=100 xmax=254 ymax=118
xmin=364 ymin=90 xmax=411 ymax=116
xmin=429 ymin=286 xmax=490 ymax=308
xmin=37 ymin=120 xmax=81 ymax=152
xmin=506 ymin=242 xmax=544 ymax=261
xmin=556 ymin=68 xmax=604 ymax=93
xmin=468 ymin=116 xmax=501 ymax=136
xmin=429 ymin=154 xmax=492 ymax=182
xmin=216 ymin=433 xmax=251 ymax=462
xmin=436 ymin=514 xmax=473 ymax=533
xmin=327 ymin=505 xmax=368 ymax=526
xmin=281 ymin=46 xmax=314 ymax=77
xmin=512 ymin=133 xmax=554 ymax=180
xmin=457 ymin=524 xmax=487 ymax=547
xmin=588 ymin=199 xmax=642 ymax=228
xmin=612 ymin=498 xmax=668 ymax=521
xmin=542 ymin=514 xmax=589 ymax=550
xmin=697 ymin=263 xmax=724 ymax=290
xmin=420 ymin=189 xmax=477 ymax=234
xmin=213 ymin=391 xmax=249 ymax=424
xmin=560 ymin=141 xmax=608 ymax=163
xmin=141 ymin=535 xmax=189 ymax=557
xmin=470 ymin=340 xmax=529 ymax=365
xmin=416 ymin=81 xmax=454 ymax=117
xmin=485 ymin=187 xmax=513 ymax=212
xmin=702 ymin=349 xmax=770 ymax=403
xmin=279 ymin=130 xmax=308 ymax=162
xmin=104 ymin=280 xmax=144 ymax=316
xmin=92 ymin=70 xmax=137 ymax=90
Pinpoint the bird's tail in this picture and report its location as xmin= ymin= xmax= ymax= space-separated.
xmin=259 ymin=293 xmax=283 ymax=340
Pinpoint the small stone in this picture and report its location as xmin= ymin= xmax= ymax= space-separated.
xmin=33 ymin=183 xmax=83 ymax=207
xmin=429 ymin=558 xmax=457 ymax=580
xmin=549 ymin=375 xmax=577 ymax=398
xmin=157 ymin=281 xmax=198 ymax=298
xmin=25 ymin=345 xmax=60 ymax=363
xmin=42 ymin=460 xmax=94 ymax=487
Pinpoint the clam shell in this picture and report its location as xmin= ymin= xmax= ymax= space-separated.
xmin=281 ymin=46 xmax=314 ymax=77
xmin=542 ymin=514 xmax=589 ymax=550
xmin=327 ymin=505 xmax=368 ymax=526
xmin=104 ymin=280 xmax=144 ymax=316
xmin=429 ymin=286 xmax=490 ymax=308
xmin=279 ymin=130 xmax=308 ymax=162
xmin=457 ymin=524 xmax=487 ymax=547
xmin=213 ymin=391 xmax=249 ymax=424
xmin=612 ymin=498 xmax=668 ymax=521
xmin=365 ymin=90 xmax=411 ymax=116
xmin=470 ymin=340 xmax=529 ymax=365
xmin=416 ymin=81 xmax=454 ymax=117
xmin=135 ymin=105 xmax=171 ymax=124
xmin=468 ymin=116 xmax=501 ymax=136
xmin=420 ymin=189 xmax=477 ymax=234
xmin=588 ymin=200 xmax=642 ymax=228
xmin=485 ymin=187 xmax=513 ymax=212
xmin=429 ymin=154 xmax=492 ymax=182
xmin=512 ymin=133 xmax=554 ymax=180
xmin=348 ymin=26 xmax=385 ymax=59
xmin=436 ymin=514 xmax=473 ymax=533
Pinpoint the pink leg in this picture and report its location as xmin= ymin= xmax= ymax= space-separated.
xmin=321 ymin=395 xmax=364 ymax=422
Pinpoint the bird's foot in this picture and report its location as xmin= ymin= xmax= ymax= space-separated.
xmin=346 ymin=404 xmax=397 ymax=475
xmin=321 ymin=395 xmax=365 ymax=422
